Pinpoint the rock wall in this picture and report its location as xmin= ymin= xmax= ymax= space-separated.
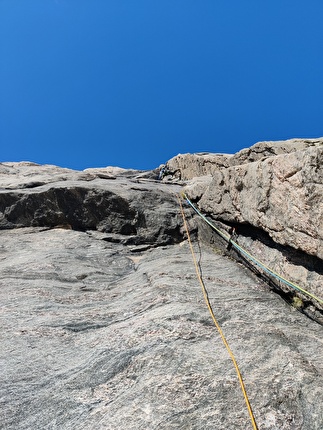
xmin=1 ymin=158 xmax=323 ymax=429
xmin=167 ymin=139 xmax=323 ymax=311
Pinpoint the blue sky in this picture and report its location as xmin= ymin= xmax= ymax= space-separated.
xmin=1 ymin=1 xmax=323 ymax=170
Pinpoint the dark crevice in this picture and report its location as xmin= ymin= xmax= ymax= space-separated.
xmin=195 ymin=214 xmax=323 ymax=324
xmin=223 ymin=221 xmax=323 ymax=276
xmin=227 ymin=245 xmax=323 ymax=325
xmin=62 ymin=321 xmax=112 ymax=332
xmin=19 ymin=181 xmax=46 ymax=189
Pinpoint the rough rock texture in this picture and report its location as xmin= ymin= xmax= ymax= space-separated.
xmin=0 ymin=163 xmax=180 ymax=246
xmin=167 ymin=139 xmax=323 ymax=312
xmin=1 ymin=160 xmax=323 ymax=429
xmin=165 ymin=153 xmax=231 ymax=180
xmin=229 ymin=138 xmax=323 ymax=165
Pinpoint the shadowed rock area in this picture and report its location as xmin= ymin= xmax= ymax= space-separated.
xmin=1 ymin=150 xmax=323 ymax=429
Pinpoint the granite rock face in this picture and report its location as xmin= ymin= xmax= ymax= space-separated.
xmin=0 ymin=163 xmax=181 ymax=246
xmin=1 ymin=159 xmax=323 ymax=429
xmin=168 ymin=139 xmax=323 ymax=313
xmin=165 ymin=153 xmax=231 ymax=180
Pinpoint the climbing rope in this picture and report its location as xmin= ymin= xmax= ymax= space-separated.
xmin=182 ymin=193 xmax=323 ymax=306
xmin=178 ymin=195 xmax=259 ymax=430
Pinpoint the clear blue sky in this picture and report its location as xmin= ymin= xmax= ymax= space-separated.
xmin=1 ymin=1 xmax=323 ymax=170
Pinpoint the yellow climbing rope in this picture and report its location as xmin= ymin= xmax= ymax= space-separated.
xmin=178 ymin=195 xmax=259 ymax=430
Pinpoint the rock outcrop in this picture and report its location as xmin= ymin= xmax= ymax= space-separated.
xmin=167 ymin=138 xmax=323 ymax=316
xmin=0 ymin=163 xmax=181 ymax=246
xmin=1 ymin=153 xmax=323 ymax=429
